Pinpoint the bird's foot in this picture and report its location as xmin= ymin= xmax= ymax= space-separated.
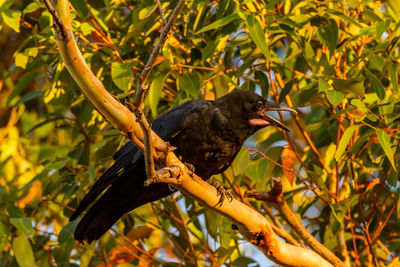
xmin=177 ymin=156 xmax=195 ymax=176
xmin=212 ymin=181 xmax=233 ymax=207
xmin=144 ymin=165 xmax=182 ymax=186
xmin=184 ymin=162 xmax=195 ymax=176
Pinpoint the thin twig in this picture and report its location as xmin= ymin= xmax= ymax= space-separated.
xmin=43 ymin=0 xmax=69 ymax=40
xmin=110 ymin=228 xmax=164 ymax=265
xmin=170 ymin=197 xmax=198 ymax=264
xmin=132 ymin=0 xmax=186 ymax=186
xmin=156 ymin=0 xmax=167 ymax=26
xmin=245 ymin=147 xmax=330 ymax=205
xmin=135 ymin=0 xmax=186 ymax=106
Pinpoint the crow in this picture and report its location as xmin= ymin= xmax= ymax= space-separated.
xmin=70 ymin=89 xmax=296 ymax=243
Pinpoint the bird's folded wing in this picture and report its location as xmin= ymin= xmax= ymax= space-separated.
xmin=70 ymin=100 xmax=213 ymax=220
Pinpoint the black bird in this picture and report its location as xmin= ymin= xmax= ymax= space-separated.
xmin=70 ymin=90 xmax=296 ymax=243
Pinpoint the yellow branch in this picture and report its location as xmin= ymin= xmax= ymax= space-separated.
xmin=45 ymin=1 xmax=337 ymax=266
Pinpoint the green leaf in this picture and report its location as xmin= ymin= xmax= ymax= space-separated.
xmin=326 ymin=9 xmax=363 ymax=28
xmin=317 ymin=19 xmax=338 ymax=56
xmin=376 ymin=128 xmax=396 ymax=170
xmin=327 ymin=90 xmax=344 ymax=106
xmin=80 ymin=243 xmax=96 ymax=267
xmin=233 ymin=148 xmax=250 ymax=175
xmin=138 ymin=4 xmax=156 ymax=20
xmin=9 ymin=218 xmax=34 ymax=236
xmin=148 ymin=71 xmax=169 ymax=116
xmin=387 ymin=169 xmax=397 ymax=187
xmin=256 ymin=158 xmax=268 ymax=180
xmin=178 ymin=73 xmax=200 ymax=98
xmin=376 ymin=20 xmax=390 ymax=38
xmin=23 ymin=2 xmax=41 ymax=14
xmin=59 ymin=221 xmax=77 ymax=243
xmin=389 ymin=63 xmax=399 ymax=91
xmin=69 ymin=0 xmax=88 ymax=17
xmin=7 ymin=71 xmax=38 ymax=106
xmin=45 ymin=159 xmax=68 ymax=170
xmin=330 ymin=204 xmax=345 ymax=222
xmin=255 ymin=71 xmax=269 ymax=97
xmin=0 ymin=223 xmax=10 ymax=252
xmin=196 ymin=13 xmax=240 ymax=34
xmin=13 ymin=91 xmax=43 ymax=107
xmin=111 ymin=62 xmax=132 ymax=91
xmin=232 ymin=256 xmax=260 ymax=267
xmin=278 ymin=80 xmax=292 ymax=102
xmin=1 ymin=9 xmax=21 ymax=32
xmin=364 ymin=67 xmax=385 ymax=100
xmin=12 ymin=234 xmax=35 ymax=267
xmin=335 ymin=125 xmax=357 ymax=161
xmin=332 ymin=78 xmax=365 ymax=97
xmin=350 ymin=99 xmax=367 ymax=112
xmin=80 ymin=22 xmax=94 ymax=35
xmin=318 ymin=79 xmax=332 ymax=92
xmin=245 ymin=14 xmax=270 ymax=59
xmin=204 ymin=209 xmax=222 ymax=239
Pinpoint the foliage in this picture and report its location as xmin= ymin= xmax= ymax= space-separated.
xmin=0 ymin=0 xmax=399 ymax=266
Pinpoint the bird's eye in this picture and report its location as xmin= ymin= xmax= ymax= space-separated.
xmin=256 ymin=100 xmax=264 ymax=109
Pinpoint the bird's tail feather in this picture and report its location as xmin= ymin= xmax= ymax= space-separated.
xmin=73 ymin=195 xmax=123 ymax=243
xmin=73 ymin=182 xmax=173 ymax=243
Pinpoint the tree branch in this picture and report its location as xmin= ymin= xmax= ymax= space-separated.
xmin=131 ymin=0 xmax=186 ymax=186
xmin=245 ymin=177 xmax=345 ymax=267
xmin=156 ymin=0 xmax=167 ymax=26
xmin=45 ymin=1 xmax=335 ymax=265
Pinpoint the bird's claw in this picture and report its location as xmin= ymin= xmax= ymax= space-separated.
xmin=212 ymin=181 xmax=233 ymax=207
xmin=143 ymin=165 xmax=182 ymax=186
xmin=177 ymin=156 xmax=195 ymax=176
xmin=184 ymin=163 xmax=195 ymax=176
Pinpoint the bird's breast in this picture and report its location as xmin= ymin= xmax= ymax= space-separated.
xmin=170 ymin=131 xmax=241 ymax=180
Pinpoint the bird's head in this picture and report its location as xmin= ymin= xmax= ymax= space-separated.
xmin=216 ymin=90 xmax=297 ymax=133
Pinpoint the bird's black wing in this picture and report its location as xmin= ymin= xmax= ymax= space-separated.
xmin=69 ymin=100 xmax=211 ymax=221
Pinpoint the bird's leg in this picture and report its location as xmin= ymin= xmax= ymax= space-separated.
xmin=212 ymin=180 xmax=233 ymax=207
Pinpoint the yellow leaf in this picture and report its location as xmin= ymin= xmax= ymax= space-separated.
xmin=281 ymin=145 xmax=296 ymax=185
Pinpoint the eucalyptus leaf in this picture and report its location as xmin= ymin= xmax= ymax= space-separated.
xmin=12 ymin=234 xmax=35 ymax=267
xmin=245 ymin=14 xmax=270 ymax=59
xmin=335 ymin=125 xmax=358 ymax=160
xmin=364 ymin=67 xmax=385 ymax=100
xmin=376 ymin=128 xmax=396 ymax=170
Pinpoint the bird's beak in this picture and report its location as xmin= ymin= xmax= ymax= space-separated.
xmin=261 ymin=105 xmax=297 ymax=131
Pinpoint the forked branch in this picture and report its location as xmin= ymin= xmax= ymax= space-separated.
xmin=246 ymin=177 xmax=345 ymax=267
xmin=44 ymin=1 xmax=336 ymax=266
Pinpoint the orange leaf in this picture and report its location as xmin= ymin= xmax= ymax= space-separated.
xmin=18 ymin=181 xmax=42 ymax=209
xmin=98 ymin=245 xmax=136 ymax=267
xmin=365 ymin=178 xmax=380 ymax=193
xmin=167 ymin=33 xmax=186 ymax=51
xmin=152 ymin=55 xmax=166 ymax=67
xmin=348 ymin=108 xmax=365 ymax=119
xmin=281 ymin=145 xmax=296 ymax=185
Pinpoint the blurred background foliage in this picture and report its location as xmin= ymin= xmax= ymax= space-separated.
xmin=0 ymin=0 xmax=399 ymax=266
